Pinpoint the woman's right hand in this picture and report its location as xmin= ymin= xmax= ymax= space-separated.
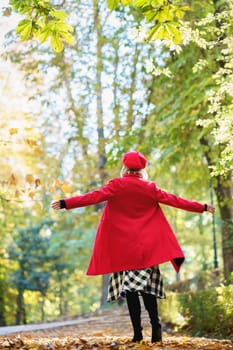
xmin=207 ymin=205 xmax=215 ymax=213
xmin=51 ymin=200 xmax=61 ymax=210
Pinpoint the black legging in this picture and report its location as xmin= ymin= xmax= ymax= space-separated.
xmin=126 ymin=291 xmax=162 ymax=342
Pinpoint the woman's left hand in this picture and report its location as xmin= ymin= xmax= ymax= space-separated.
xmin=51 ymin=200 xmax=61 ymax=210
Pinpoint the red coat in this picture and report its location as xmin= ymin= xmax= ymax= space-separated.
xmin=64 ymin=174 xmax=205 ymax=275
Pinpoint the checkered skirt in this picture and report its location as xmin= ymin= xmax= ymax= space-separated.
xmin=107 ymin=266 xmax=165 ymax=302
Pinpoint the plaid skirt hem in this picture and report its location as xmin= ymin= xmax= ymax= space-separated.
xmin=107 ymin=266 xmax=166 ymax=302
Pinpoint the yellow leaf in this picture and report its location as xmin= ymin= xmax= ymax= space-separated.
xmin=28 ymin=191 xmax=35 ymax=199
xmin=34 ymin=147 xmax=43 ymax=156
xmin=8 ymin=174 xmax=17 ymax=186
xmin=107 ymin=0 xmax=120 ymax=10
xmin=121 ymin=0 xmax=132 ymax=5
xmin=54 ymin=179 xmax=61 ymax=188
xmin=33 ymin=202 xmax=43 ymax=212
xmin=25 ymin=138 xmax=37 ymax=147
xmin=51 ymin=33 xmax=63 ymax=52
xmin=26 ymin=174 xmax=34 ymax=183
xmin=53 ymin=194 xmax=61 ymax=200
xmin=72 ymin=192 xmax=80 ymax=196
xmin=50 ymin=187 xmax=55 ymax=194
xmin=176 ymin=9 xmax=184 ymax=19
xmin=9 ymin=128 xmax=18 ymax=135
xmin=61 ymin=183 xmax=72 ymax=193
xmin=50 ymin=9 xmax=68 ymax=20
xmin=59 ymin=31 xmax=75 ymax=45
xmin=38 ymin=28 xmax=50 ymax=43
xmin=15 ymin=190 xmax=21 ymax=198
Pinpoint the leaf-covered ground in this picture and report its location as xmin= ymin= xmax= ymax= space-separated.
xmin=0 ymin=306 xmax=232 ymax=349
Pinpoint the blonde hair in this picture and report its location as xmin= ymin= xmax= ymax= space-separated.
xmin=120 ymin=165 xmax=148 ymax=180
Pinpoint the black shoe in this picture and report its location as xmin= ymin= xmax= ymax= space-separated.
xmin=132 ymin=327 xmax=143 ymax=343
xmin=151 ymin=325 xmax=162 ymax=343
xmin=132 ymin=331 xmax=143 ymax=342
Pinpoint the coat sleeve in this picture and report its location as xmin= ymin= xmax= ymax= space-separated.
xmin=153 ymin=183 xmax=205 ymax=213
xmin=64 ymin=179 xmax=117 ymax=210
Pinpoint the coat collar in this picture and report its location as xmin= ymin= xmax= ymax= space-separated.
xmin=123 ymin=173 xmax=142 ymax=179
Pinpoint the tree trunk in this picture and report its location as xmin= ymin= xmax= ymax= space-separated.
xmin=16 ymin=288 xmax=26 ymax=325
xmin=126 ymin=44 xmax=140 ymax=129
xmin=93 ymin=0 xmax=108 ymax=305
xmin=62 ymin=50 xmax=89 ymax=158
xmin=40 ymin=292 xmax=45 ymax=321
xmin=59 ymin=280 xmax=64 ymax=316
xmin=214 ymin=174 xmax=233 ymax=280
xmin=200 ymin=137 xmax=233 ymax=280
xmin=0 ymin=279 xmax=6 ymax=326
xmin=113 ymin=39 xmax=121 ymax=140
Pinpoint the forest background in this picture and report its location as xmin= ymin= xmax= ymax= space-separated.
xmin=0 ymin=0 xmax=232 ymax=338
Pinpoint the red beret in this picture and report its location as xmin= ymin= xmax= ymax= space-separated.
xmin=123 ymin=151 xmax=147 ymax=170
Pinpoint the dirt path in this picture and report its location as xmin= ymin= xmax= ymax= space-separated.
xmin=0 ymin=306 xmax=232 ymax=349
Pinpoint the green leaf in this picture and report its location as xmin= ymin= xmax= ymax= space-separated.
xmin=165 ymin=22 xmax=182 ymax=44
xmin=156 ymin=7 xmax=174 ymax=23
xmin=50 ymin=9 xmax=68 ymax=20
xmin=176 ymin=9 xmax=184 ymax=19
xmin=38 ymin=1 xmax=48 ymax=8
xmin=38 ymin=28 xmax=51 ymax=43
xmin=59 ymin=31 xmax=75 ymax=45
xmin=145 ymin=11 xmax=157 ymax=23
xmin=121 ymin=0 xmax=132 ymax=5
xmin=16 ymin=19 xmax=32 ymax=33
xmin=107 ymin=0 xmax=120 ymax=10
xmin=56 ymin=21 xmax=74 ymax=33
xmin=141 ymin=6 xmax=153 ymax=13
xmin=16 ymin=19 xmax=32 ymax=40
xmin=36 ymin=19 xmax=46 ymax=29
xmin=154 ymin=24 xmax=166 ymax=40
xmin=147 ymin=23 xmax=171 ymax=41
xmin=151 ymin=0 xmax=164 ymax=7
xmin=51 ymin=33 xmax=63 ymax=52
xmin=134 ymin=0 xmax=150 ymax=8
xmin=146 ymin=23 xmax=160 ymax=41
xmin=180 ymin=5 xmax=190 ymax=11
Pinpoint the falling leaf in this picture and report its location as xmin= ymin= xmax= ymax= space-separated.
xmin=54 ymin=179 xmax=61 ymax=188
xmin=26 ymin=174 xmax=34 ymax=183
xmin=15 ymin=190 xmax=21 ymax=198
xmin=25 ymin=138 xmax=38 ymax=147
xmin=8 ymin=174 xmax=17 ymax=185
xmin=9 ymin=128 xmax=18 ymax=135
xmin=33 ymin=202 xmax=43 ymax=212
xmin=52 ymin=195 xmax=61 ymax=200
xmin=28 ymin=191 xmax=35 ymax=199
xmin=35 ymin=178 xmax=41 ymax=187
xmin=34 ymin=147 xmax=43 ymax=156
xmin=61 ymin=183 xmax=72 ymax=193
xmin=3 ymin=7 xmax=12 ymax=16
xmin=50 ymin=187 xmax=55 ymax=194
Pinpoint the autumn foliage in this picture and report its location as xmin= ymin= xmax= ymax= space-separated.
xmin=0 ymin=307 xmax=232 ymax=350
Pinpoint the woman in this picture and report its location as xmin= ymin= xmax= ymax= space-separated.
xmin=51 ymin=151 xmax=215 ymax=343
